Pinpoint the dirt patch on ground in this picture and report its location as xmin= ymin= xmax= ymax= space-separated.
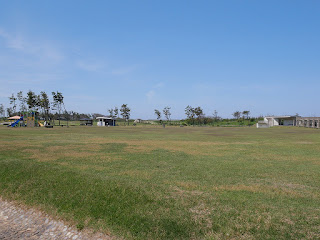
xmin=189 ymin=203 xmax=213 ymax=229
xmin=0 ymin=197 xmax=116 ymax=240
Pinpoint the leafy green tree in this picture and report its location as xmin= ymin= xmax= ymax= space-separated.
xmin=108 ymin=108 xmax=115 ymax=118
xmin=39 ymin=91 xmax=50 ymax=120
xmin=17 ymin=91 xmax=27 ymax=114
xmin=154 ymin=109 xmax=161 ymax=122
xmin=9 ymin=94 xmax=17 ymax=114
xmin=242 ymin=110 xmax=250 ymax=119
xmin=194 ymin=106 xmax=204 ymax=125
xmin=233 ymin=111 xmax=241 ymax=120
xmin=163 ymin=106 xmax=171 ymax=123
xmin=27 ymin=90 xmax=38 ymax=111
xmin=63 ymin=110 xmax=71 ymax=122
xmin=52 ymin=91 xmax=64 ymax=125
xmin=6 ymin=107 xmax=13 ymax=117
xmin=213 ymin=110 xmax=219 ymax=122
xmin=0 ymin=104 xmax=5 ymax=117
xmin=185 ymin=105 xmax=195 ymax=125
xmin=114 ymin=107 xmax=119 ymax=118
xmin=120 ymin=104 xmax=131 ymax=125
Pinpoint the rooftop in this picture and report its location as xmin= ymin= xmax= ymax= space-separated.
xmin=96 ymin=117 xmax=115 ymax=120
xmin=265 ymin=115 xmax=299 ymax=119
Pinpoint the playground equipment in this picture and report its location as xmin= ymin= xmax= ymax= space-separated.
xmin=26 ymin=112 xmax=36 ymax=128
xmin=6 ymin=109 xmax=57 ymax=128
xmin=8 ymin=116 xmax=23 ymax=127
xmin=7 ymin=111 xmax=44 ymax=128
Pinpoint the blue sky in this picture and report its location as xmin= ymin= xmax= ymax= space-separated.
xmin=0 ymin=1 xmax=319 ymax=119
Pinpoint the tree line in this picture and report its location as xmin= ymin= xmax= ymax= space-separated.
xmin=0 ymin=90 xmax=133 ymax=125
xmin=2 ymin=90 xmax=65 ymax=124
xmin=154 ymin=107 xmax=171 ymax=123
xmin=1 ymin=91 xmax=255 ymax=126
xmin=107 ymin=104 xmax=131 ymax=125
xmin=153 ymin=106 xmax=252 ymax=125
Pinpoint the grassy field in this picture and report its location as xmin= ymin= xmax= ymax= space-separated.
xmin=0 ymin=125 xmax=319 ymax=239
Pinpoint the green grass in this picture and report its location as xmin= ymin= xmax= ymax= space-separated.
xmin=0 ymin=125 xmax=319 ymax=239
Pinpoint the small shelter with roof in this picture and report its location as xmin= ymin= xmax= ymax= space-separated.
xmin=256 ymin=115 xmax=298 ymax=128
xmin=8 ymin=116 xmax=21 ymax=121
xmin=6 ymin=116 xmax=23 ymax=127
xmin=80 ymin=118 xmax=93 ymax=126
xmin=264 ymin=115 xmax=298 ymax=127
xmin=96 ymin=117 xmax=116 ymax=126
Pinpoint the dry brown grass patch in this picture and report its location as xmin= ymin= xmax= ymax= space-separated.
xmin=86 ymin=138 xmax=252 ymax=156
xmin=22 ymin=144 xmax=119 ymax=163
xmin=0 ymin=140 xmax=34 ymax=152
xmin=189 ymin=203 xmax=213 ymax=228
xmin=213 ymin=184 xmax=319 ymax=198
xmin=115 ymin=170 xmax=153 ymax=179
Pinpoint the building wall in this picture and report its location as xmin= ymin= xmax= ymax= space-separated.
xmin=283 ymin=119 xmax=294 ymax=126
xmin=264 ymin=117 xmax=296 ymax=127
xmin=264 ymin=117 xmax=279 ymax=127
xmin=97 ymin=119 xmax=116 ymax=126
xmin=97 ymin=120 xmax=105 ymax=126
xmin=296 ymin=117 xmax=320 ymax=128
xmin=256 ymin=122 xmax=269 ymax=128
xmin=263 ymin=116 xmax=320 ymax=128
xmin=273 ymin=119 xmax=279 ymax=126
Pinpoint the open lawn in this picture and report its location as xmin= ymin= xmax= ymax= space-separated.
xmin=0 ymin=126 xmax=319 ymax=239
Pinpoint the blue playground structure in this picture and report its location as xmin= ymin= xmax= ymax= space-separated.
xmin=8 ymin=116 xmax=23 ymax=127
xmin=6 ymin=111 xmax=52 ymax=128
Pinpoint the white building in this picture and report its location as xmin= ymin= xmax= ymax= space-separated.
xmin=256 ymin=116 xmax=298 ymax=128
xmin=256 ymin=115 xmax=320 ymax=128
xmin=96 ymin=117 xmax=116 ymax=126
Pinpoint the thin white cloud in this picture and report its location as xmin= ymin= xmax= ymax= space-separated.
xmin=111 ymin=65 xmax=139 ymax=75
xmin=146 ymin=90 xmax=155 ymax=100
xmin=40 ymin=44 xmax=64 ymax=62
xmin=0 ymin=72 xmax=65 ymax=85
xmin=0 ymin=29 xmax=25 ymax=50
xmin=154 ymin=82 xmax=164 ymax=88
xmin=68 ymin=95 xmax=99 ymax=101
xmin=0 ymin=28 xmax=68 ymax=93
xmin=145 ymin=82 xmax=165 ymax=102
xmin=76 ymin=60 xmax=106 ymax=72
xmin=0 ymin=28 xmax=64 ymax=62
